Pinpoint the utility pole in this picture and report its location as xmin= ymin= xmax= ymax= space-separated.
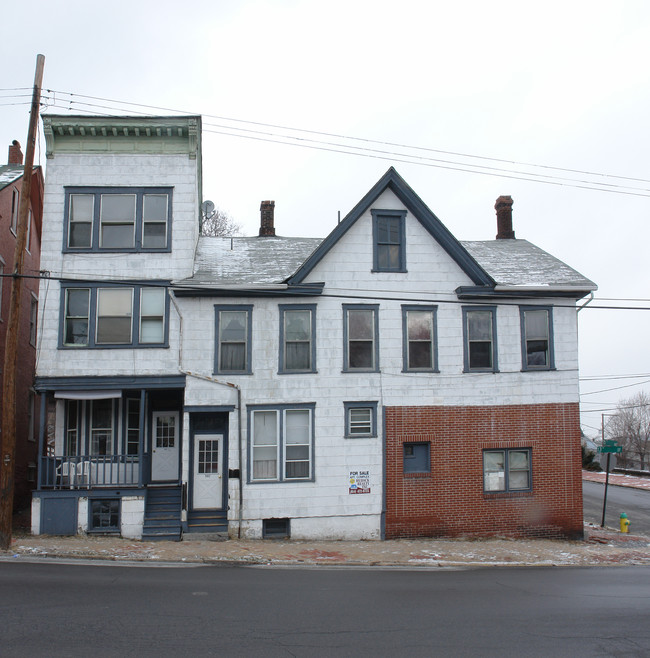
xmin=0 ymin=55 xmax=45 ymax=550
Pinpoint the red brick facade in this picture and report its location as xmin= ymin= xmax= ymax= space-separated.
xmin=384 ymin=403 xmax=583 ymax=540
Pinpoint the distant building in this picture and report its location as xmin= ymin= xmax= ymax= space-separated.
xmin=32 ymin=115 xmax=596 ymax=540
xmin=0 ymin=140 xmax=43 ymax=510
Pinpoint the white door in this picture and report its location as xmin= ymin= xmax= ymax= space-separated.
xmin=192 ymin=433 xmax=223 ymax=509
xmin=151 ymin=412 xmax=180 ymax=481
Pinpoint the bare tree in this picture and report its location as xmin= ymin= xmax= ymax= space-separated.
xmin=606 ymin=391 xmax=650 ymax=470
xmin=201 ymin=207 xmax=243 ymax=237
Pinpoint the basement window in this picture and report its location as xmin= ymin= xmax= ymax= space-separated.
xmin=89 ymin=499 xmax=120 ymax=533
xmin=263 ymin=518 xmax=290 ymax=539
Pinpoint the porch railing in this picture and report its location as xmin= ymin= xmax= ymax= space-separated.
xmin=39 ymin=455 xmax=145 ymax=489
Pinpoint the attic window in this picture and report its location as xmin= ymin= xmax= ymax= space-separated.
xmin=371 ymin=209 xmax=407 ymax=272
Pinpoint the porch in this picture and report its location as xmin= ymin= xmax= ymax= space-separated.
xmin=39 ymin=454 xmax=146 ymax=489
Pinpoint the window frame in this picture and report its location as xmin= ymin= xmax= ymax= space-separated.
xmin=402 ymin=305 xmax=439 ymax=372
xmin=343 ymin=304 xmax=380 ymax=372
xmin=483 ymin=448 xmax=532 ymax=493
xmin=59 ymin=282 xmax=169 ymax=349
xmin=63 ymin=187 xmax=173 ymax=253
xmin=29 ymin=293 xmax=38 ymax=346
xmin=371 ymin=209 xmax=407 ymax=273
xmin=90 ymin=398 xmax=116 ymax=456
xmin=0 ymin=256 xmax=5 ymax=321
xmin=462 ymin=306 xmax=498 ymax=373
xmin=10 ymin=187 xmax=19 ymax=235
xmin=279 ymin=304 xmax=317 ymax=374
xmin=248 ymin=404 xmax=315 ymax=483
xmin=88 ymin=498 xmax=121 ymax=533
xmin=214 ymin=304 xmax=253 ymax=375
xmin=403 ymin=442 xmax=431 ymax=474
xmin=520 ymin=306 xmax=555 ymax=371
xmin=344 ymin=401 xmax=378 ymax=438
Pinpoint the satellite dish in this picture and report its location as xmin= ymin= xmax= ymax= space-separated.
xmin=201 ymin=200 xmax=215 ymax=217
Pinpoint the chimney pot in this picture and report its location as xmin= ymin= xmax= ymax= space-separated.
xmin=495 ymin=195 xmax=515 ymax=239
xmin=8 ymin=140 xmax=23 ymax=165
xmin=259 ymin=200 xmax=276 ymax=237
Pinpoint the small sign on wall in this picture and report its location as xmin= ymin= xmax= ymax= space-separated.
xmin=349 ymin=470 xmax=370 ymax=494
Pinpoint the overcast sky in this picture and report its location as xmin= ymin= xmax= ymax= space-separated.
xmin=3 ymin=0 xmax=649 ymax=437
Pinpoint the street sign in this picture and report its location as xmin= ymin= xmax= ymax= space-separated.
xmin=598 ymin=444 xmax=623 ymax=454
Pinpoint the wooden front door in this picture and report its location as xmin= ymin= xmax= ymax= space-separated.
xmin=192 ymin=433 xmax=223 ymax=509
xmin=151 ymin=411 xmax=179 ymax=481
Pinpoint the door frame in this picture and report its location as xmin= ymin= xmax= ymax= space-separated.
xmin=188 ymin=414 xmax=229 ymax=512
xmin=150 ymin=410 xmax=181 ymax=482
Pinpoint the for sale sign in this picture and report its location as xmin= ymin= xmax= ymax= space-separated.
xmin=349 ymin=470 xmax=370 ymax=494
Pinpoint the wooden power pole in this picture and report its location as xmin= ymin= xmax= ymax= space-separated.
xmin=0 ymin=55 xmax=45 ymax=550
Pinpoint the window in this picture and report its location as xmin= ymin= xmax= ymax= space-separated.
xmin=372 ymin=209 xmax=406 ymax=272
xmin=483 ymin=449 xmax=532 ymax=493
xmin=10 ymin=188 xmax=19 ymax=234
xmin=91 ymin=399 xmax=114 ymax=456
xmin=126 ymin=398 xmax=140 ymax=456
xmin=343 ymin=305 xmax=379 ymax=372
xmin=402 ymin=305 xmax=438 ymax=371
xmin=344 ymin=402 xmax=378 ymax=438
xmin=64 ymin=187 xmax=172 ymax=252
xmin=215 ymin=306 xmax=253 ymax=374
xmin=65 ymin=400 xmax=79 ymax=456
xmin=279 ymin=304 xmax=316 ymax=373
xmin=26 ymin=209 xmax=32 ymax=253
xmin=29 ymin=294 xmax=38 ymax=346
xmin=463 ymin=307 xmax=498 ymax=372
xmin=520 ymin=307 xmax=554 ymax=370
xmin=403 ymin=442 xmax=430 ymax=474
xmin=249 ymin=405 xmax=314 ymax=482
xmin=61 ymin=283 xmax=168 ymax=348
xmin=90 ymin=499 xmax=120 ymax=532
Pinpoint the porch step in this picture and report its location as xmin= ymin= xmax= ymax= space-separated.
xmin=186 ymin=509 xmax=228 ymax=535
xmin=143 ymin=486 xmax=182 ymax=542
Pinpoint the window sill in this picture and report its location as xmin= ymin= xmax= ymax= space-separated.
xmin=403 ymin=472 xmax=431 ymax=478
xmin=483 ymin=490 xmax=533 ymax=499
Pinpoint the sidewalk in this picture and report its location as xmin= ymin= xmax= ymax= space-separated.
xmin=581 ymin=469 xmax=650 ymax=491
xmin=2 ymin=471 xmax=648 ymax=569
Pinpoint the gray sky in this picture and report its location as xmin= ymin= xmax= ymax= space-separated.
xmin=3 ymin=0 xmax=649 ymax=438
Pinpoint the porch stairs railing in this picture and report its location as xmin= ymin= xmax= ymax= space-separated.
xmin=142 ymin=485 xmax=182 ymax=541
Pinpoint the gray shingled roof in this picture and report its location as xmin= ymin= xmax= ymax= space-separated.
xmin=175 ymin=234 xmax=595 ymax=292
xmin=0 ymin=165 xmax=23 ymax=191
xmin=177 ymin=236 xmax=323 ymax=287
xmin=462 ymin=239 xmax=596 ymax=290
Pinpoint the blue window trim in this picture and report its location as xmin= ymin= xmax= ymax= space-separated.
xmin=87 ymin=497 xmax=121 ymax=533
xmin=371 ymin=209 xmax=407 ymax=272
xmin=403 ymin=442 xmax=431 ymax=474
xmin=483 ymin=448 xmax=533 ymax=493
xmin=59 ymin=281 xmax=170 ymax=349
xmin=278 ymin=304 xmax=317 ymax=374
xmin=63 ymin=186 xmax=173 ymax=253
xmin=462 ymin=306 xmax=499 ymax=373
xmin=344 ymin=401 xmax=378 ymax=438
xmin=343 ymin=304 xmax=380 ymax=373
xmin=247 ymin=403 xmax=316 ymax=483
xmin=214 ymin=304 xmax=253 ymax=375
xmin=401 ymin=305 xmax=439 ymax=372
xmin=519 ymin=306 xmax=555 ymax=371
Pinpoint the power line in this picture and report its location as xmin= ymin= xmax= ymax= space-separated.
xmin=34 ymin=90 xmax=650 ymax=198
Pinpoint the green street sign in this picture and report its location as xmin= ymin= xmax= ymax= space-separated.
xmin=597 ymin=445 xmax=623 ymax=453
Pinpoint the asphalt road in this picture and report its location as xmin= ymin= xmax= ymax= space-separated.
xmin=1 ymin=562 xmax=649 ymax=656
xmin=583 ymin=480 xmax=650 ymax=533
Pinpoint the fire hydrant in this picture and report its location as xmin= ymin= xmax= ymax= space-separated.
xmin=620 ymin=513 xmax=630 ymax=533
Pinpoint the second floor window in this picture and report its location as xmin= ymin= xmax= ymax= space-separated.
xmin=463 ymin=307 xmax=498 ymax=372
xmin=214 ymin=305 xmax=252 ymax=374
xmin=402 ymin=305 xmax=438 ymax=371
xmin=64 ymin=187 xmax=172 ymax=252
xmin=343 ymin=305 xmax=379 ymax=372
xmin=520 ymin=307 xmax=554 ymax=370
xmin=61 ymin=283 xmax=168 ymax=348
xmin=279 ymin=305 xmax=316 ymax=373
xmin=10 ymin=188 xmax=19 ymax=234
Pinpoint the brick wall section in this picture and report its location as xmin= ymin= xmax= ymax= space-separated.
xmin=385 ymin=403 xmax=583 ymax=539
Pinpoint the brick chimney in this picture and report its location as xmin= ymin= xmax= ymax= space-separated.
xmin=259 ymin=200 xmax=276 ymax=236
xmin=8 ymin=140 xmax=23 ymax=165
xmin=495 ymin=195 xmax=515 ymax=239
